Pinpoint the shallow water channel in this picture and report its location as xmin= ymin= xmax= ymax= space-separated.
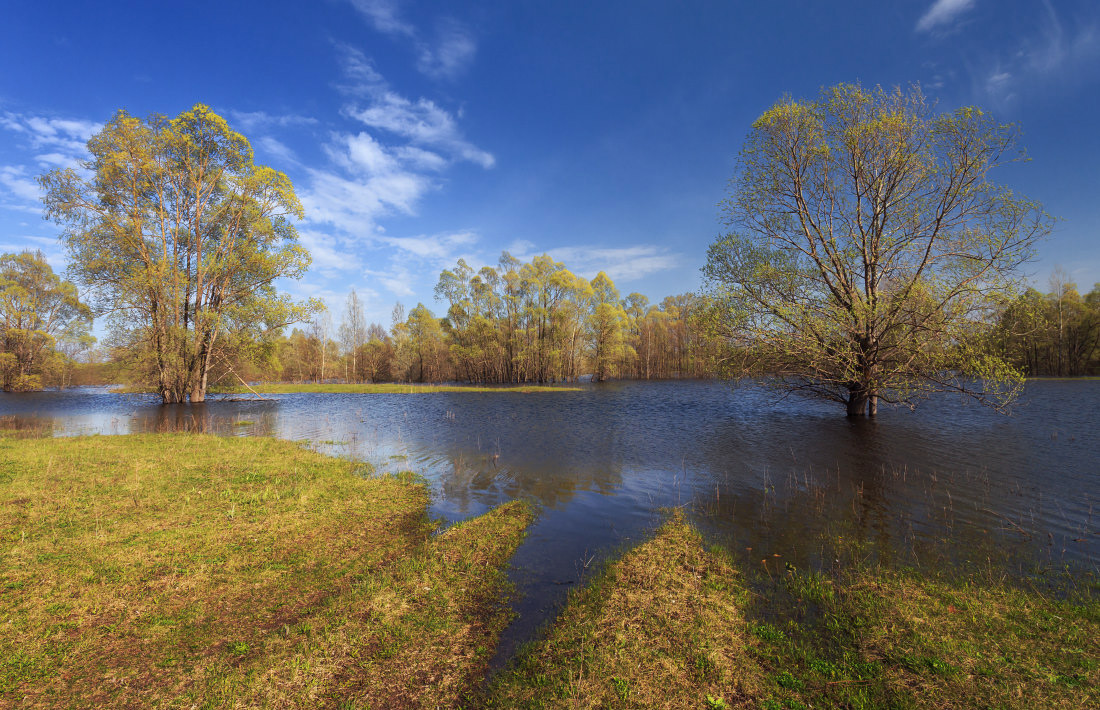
xmin=3 ymin=380 xmax=1097 ymax=662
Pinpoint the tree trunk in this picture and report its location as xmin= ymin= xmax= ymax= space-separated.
xmin=846 ymin=384 xmax=869 ymax=417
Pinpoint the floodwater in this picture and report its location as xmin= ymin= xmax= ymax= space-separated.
xmin=2 ymin=380 xmax=1097 ymax=660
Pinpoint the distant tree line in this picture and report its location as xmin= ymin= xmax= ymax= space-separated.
xmin=993 ymin=275 xmax=1100 ymax=377
xmin=214 ymin=253 xmax=722 ymax=386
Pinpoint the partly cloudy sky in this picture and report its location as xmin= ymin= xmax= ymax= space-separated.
xmin=2 ymin=0 xmax=1099 ymax=328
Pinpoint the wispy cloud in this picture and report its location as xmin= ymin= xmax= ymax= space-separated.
xmin=509 ymin=244 xmax=682 ymax=283
xmin=916 ymin=0 xmax=975 ymax=34
xmin=416 ymin=18 xmax=477 ymax=80
xmin=255 ymin=136 xmax=298 ymax=163
xmin=380 ymin=230 xmax=479 ymax=263
xmin=227 ymin=110 xmax=318 ymax=134
xmin=299 ymin=163 xmax=430 ymax=235
xmin=0 ymin=166 xmax=43 ymax=202
xmin=346 ymin=93 xmax=494 ymax=168
xmin=299 ymin=48 xmax=493 ymax=237
xmin=0 ymin=113 xmax=100 ymax=156
xmin=349 ymin=0 xmax=415 ymax=38
xmin=347 ymin=0 xmax=477 ymax=79
xmin=975 ymin=2 xmax=1100 ymax=105
xmin=335 ymin=46 xmax=493 ymax=168
xmin=0 ymin=111 xmax=100 ymax=210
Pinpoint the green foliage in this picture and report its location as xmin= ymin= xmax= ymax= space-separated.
xmin=994 ymin=276 xmax=1100 ymax=376
xmin=0 ymin=250 xmax=92 ymax=391
xmin=39 ymin=104 xmax=317 ymax=403
xmin=704 ymin=83 xmax=1052 ymax=416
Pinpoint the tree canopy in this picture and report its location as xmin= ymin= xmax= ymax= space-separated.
xmin=703 ymin=83 xmax=1052 ymax=416
xmin=0 ymin=250 xmax=92 ymax=391
xmin=40 ymin=104 xmax=316 ymax=403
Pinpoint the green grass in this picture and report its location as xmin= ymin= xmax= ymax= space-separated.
xmin=0 ymin=432 xmax=532 ymax=708
xmin=747 ymin=564 xmax=1100 ymax=709
xmin=487 ymin=513 xmax=766 ymax=708
xmin=213 ymin=382 xmax=585 ymax=394
xmin=488 ymin=514 xmax=1099 ymax=709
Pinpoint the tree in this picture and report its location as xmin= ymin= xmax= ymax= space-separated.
xmin=587 ymin=272 xmax=626 ymax=382
xmin=339 ymin=289 xmax=367 ymax=382
xmin=0 ymin=250 xmax=92 ymax=391
xmin=703 ymin=84 xmax=1051 ymax=416
xmin=40 ymin=104 xmax=316 ymax=403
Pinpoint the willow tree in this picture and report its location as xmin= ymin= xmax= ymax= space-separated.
xmin=703 ymin=84 xmax=1051 ymax=416
xmin=40 ymin=104 xmax=314 ymax=403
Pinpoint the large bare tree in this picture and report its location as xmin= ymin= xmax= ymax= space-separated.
xmin=703 ymin=84 xmax=1052 ymax=416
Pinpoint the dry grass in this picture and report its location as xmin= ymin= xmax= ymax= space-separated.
xmin=0 ymin=433 xmax=531 ymax=708
xmin=487 ymin=513 xmax=765 ymax=709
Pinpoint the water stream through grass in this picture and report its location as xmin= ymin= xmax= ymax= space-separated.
xmin=3 ymin=380 xmax=1097 ymax=663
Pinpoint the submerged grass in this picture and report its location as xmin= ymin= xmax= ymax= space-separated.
xmin=0 ymin=432 xmax=532 ymax=708
xmin=488 ymin=514 xmax=1099 ymax=710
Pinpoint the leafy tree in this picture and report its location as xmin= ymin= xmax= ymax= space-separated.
xmin=588 ymin=272 xmax=626 ymax=382
xmin=0 ymin=250 xmax=92 ymax=391
xmin=40 ymin=104 xmax=316 ymax=403
xmin=995 ymin=279 xmax=1100 ymax=376
xmin=703 ymin=84 xmax=1052 ymax=416
xmin=405 ymin=303 xmax=449 ymax=382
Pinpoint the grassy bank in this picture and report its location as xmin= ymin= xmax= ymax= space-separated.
xmin=489 ymin=514 xmax=1099 ymax=709
xmin=213 ymin=383 xmax=584 ymax=395
xmin=0 ymin=433 xmax=532 ymax=708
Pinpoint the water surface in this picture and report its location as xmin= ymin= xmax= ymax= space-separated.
xmin=3 ymin=380 xmax=1097 ymax=659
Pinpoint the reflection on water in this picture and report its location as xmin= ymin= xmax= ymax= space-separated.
xmin=2 ymin=381 xmax=1097 ymax=660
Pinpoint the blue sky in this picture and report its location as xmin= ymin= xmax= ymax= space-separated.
xmin=2 ymin=0 xmax=1099 ymax=328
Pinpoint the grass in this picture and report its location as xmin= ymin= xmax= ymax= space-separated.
xmin=487 ymin=513 xmax=766 ymax=708
xmin=0 ymin=432 xmax=532 ymax=708
xmin=488 ymin=513 xmax=1099 ymax=709
xmin=214 ymin=383 xmax=585 ymax=394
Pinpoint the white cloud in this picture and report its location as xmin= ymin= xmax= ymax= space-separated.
xmin=227 ymin=110 xmax=318 ymax=133
xmin=1 ymin=113 xmax=100 ymax=156
xmin=297 ymin=229 xmax=361 ymax=272
xmin=346 ymin=0 xmax=477 ymax=79
xmin=34 ymin=152 xmax=80 ymax=169
xmin=916 ymin=0 xmax=975 ymax=33
xmin=255 ymin=136 xmax=298 ymax=163
xmin=347 ymin=93 xmax=494 ymax=168
xmin=509 ymin=244 xmax=682 ymax=283
xmin=417 ymin=19 xmax=477 ymax=80
xmin=366 ymin=265 xmax=417 ymax=298
xmin=975 ymin=3 xmax=1100 ymax=104
xmin=380 ymin=230 xmax=479 ymax=262
xmin=0 ymin=166 xmax=42 ymax=202
xmin=349 ymin=0 xmax=415 ymax=38
xmin=1 ymin=112 xmax=99 ymax=209
xmin=327 ymin=131 xmax=398 ymax=174
xmin=298 ymin=48 xmax=493 ymax=237
xmin=300 ymin=166 xmax=430 ymax=235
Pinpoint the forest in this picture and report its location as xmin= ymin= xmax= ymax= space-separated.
xmin=4 ymin=248 xmax=1097 ymax=392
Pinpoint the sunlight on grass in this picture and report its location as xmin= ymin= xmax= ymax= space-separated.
xmin=0 ymin=433 xmax=531 ymax=707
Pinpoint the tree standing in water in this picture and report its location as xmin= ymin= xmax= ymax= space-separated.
xmin=40 ymin=104 xmax=315 ymax=403
xmin=703 ymin=84 xmax=1051 ymax=416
